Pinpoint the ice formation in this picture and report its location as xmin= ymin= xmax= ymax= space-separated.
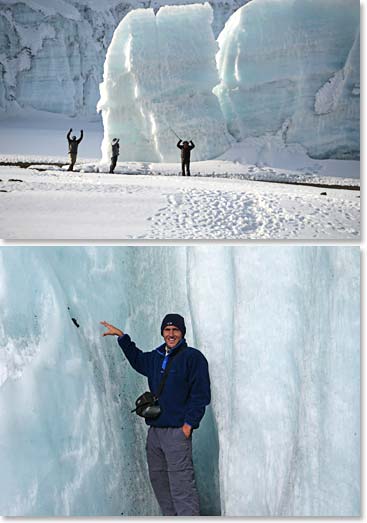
xmin=0 ymin=0 xmax=360 ymax=161
xmin=214 ymin=0 xmax=360 ymax=159
xmin=97 ymin=3 xmax=230 ymax=163
xmin=0 ymin=247 xmax=360 ymax=516
xmin=0 ymin=0 xmax=242 ymax=116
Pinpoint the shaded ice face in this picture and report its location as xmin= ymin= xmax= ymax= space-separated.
xmin=162 ymin=326 xmax=183 ymax=349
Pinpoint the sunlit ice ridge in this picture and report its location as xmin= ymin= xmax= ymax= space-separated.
xmin=97 ymin=0 xmax=359 ymax=164
xmin=0 ymin=246 xmax=360 ymax=516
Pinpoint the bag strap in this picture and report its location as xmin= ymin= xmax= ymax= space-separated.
xmin=155 ymin=344 xmax=185 ymax=399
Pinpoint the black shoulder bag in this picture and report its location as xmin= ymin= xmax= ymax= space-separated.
xmin=132 ymin=345 xmax=185 ymax=419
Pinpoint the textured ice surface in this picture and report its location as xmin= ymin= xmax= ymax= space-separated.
xmin=0 ymin=0 xmax=243 ymax=116
xmin=97 ymin=3 xmax=230 ymax=162
xmin=214 ymin=0 xmax=360 ymax=159
xmin=0 ymin=247 xmax=360 ymax=516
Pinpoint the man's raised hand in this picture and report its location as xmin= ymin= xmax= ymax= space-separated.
xmin=100 ymin=321 xmax=124 ymax=337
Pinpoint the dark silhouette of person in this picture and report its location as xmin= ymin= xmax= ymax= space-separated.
xmin=110 ymin=138 xmax=120 ymax=173
xmin=67 ymin=128 xmax=83 ymax=171
xmin=177 ymin=139 xmax=195 ymax=176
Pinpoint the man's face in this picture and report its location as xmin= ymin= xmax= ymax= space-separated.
xmin=163 ymin=325 xmax=183 ymax=349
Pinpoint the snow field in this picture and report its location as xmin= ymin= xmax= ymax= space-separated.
xmin=0 ymin=166 xmax=359 ymax=239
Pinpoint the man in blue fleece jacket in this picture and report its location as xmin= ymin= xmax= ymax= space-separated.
xmin=101 ymin=313 xmax=211 ymax=516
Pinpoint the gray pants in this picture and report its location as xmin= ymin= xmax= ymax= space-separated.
xmin=146 ymin=427 xmax=200 ymax=516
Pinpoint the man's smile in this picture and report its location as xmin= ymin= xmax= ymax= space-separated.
xmin=163 ymin=326 xmax=183 ymax=348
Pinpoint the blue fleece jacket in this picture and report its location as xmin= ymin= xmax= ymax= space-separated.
xmin=118 ymin=334 xmax=211 ymax=429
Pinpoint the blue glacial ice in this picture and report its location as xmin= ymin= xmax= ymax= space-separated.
xmin=97 ymin=3 xmax=230 ymax=163
xmin=98 ymin=0 xmax=359 ymax=162
xmin=214 ymin=0 xmax=360 ymax=159
xmin=0 ymin=246 xmax=360 ymax=516
xmin=0 ymin=0 xmax=244 ymax=116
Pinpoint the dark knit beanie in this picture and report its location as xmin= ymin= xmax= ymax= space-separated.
xmin=161 ymin=313 xmax=186 ymax=337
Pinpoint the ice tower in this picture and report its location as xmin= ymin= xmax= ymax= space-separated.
xmin=97 ymin=3 xmax=230 ymax=164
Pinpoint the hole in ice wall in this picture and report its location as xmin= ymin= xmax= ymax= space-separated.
xmin=71 ymin=317 xmax=80 ymax=328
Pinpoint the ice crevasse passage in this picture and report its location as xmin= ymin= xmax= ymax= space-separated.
xmin=0 ymin=247 xmax=360 ymax=516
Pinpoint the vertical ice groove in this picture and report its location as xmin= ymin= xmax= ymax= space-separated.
xmin=185 ymin=246 xmax=236 ymax=516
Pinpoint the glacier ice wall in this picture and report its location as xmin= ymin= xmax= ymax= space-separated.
xmin=97 ymin=3 xmax=230 ymax=163
xmin=0 ymin=0 xmax=244 ymax=116
xmin=0 ymin=246 xmax=360 ymax=516
xmin=215 ymin=0 xmax=360 ymax=159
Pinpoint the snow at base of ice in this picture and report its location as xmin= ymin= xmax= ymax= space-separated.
xmin=0 ymin=246 xmax=360 ymax=515
xmin=0 ymin=111 xmax=360 ymax=240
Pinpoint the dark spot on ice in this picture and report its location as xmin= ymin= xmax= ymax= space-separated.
xmin=71 ymin=317 xmax=80 ymax=328
xmin=320 ymin=192 xmax=327 ymax=196
xmin=0 ymin=189 xmax=8 ymax=192
xmin=67 ymin=306 xmax=70 ymax=310
xmin=8 ymin=178 xmax=23 ymax=182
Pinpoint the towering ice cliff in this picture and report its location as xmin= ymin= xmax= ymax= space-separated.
xmin=98 ymin=0 xmax=359 ymax=162
xmin=97 ymin=3 xmax=230 ymax=162
xmin=0 ymin=0 xmax=245 ymax=116
xmin=0 ymin=247 xmax=360 ymax=516
xmin=0 ymin=0 xmax=359 ymax=160
xmin=214 ymin=0 xmax=360 ymax=159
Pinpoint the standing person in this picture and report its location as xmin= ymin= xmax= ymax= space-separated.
xmin=177 ymin=139 xmax=195 ymax=176
xmin=66 ymin=128 xmax=83 ymax=171
xmin=109 ymin=138 xmax=120 ymax=173
xmin=100 ymin=313 xmax=210 ymax=516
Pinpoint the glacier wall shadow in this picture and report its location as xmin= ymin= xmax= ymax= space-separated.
xmin=0 ymin=246 xmax=360 ymax=516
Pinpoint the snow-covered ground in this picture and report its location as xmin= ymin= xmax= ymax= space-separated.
xmin=0 ymin=166 xmax=359 ymax=240
xmin=0 ymin=112 xmax=360 ymax=240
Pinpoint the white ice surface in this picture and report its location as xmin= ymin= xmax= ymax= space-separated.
xmin=0 ymin=246 xmax=360 ymax=516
